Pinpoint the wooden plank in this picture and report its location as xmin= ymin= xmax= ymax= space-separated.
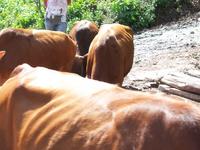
xmin=160 ymin=73 xmax=200 ymax=95
xmin=158 ymin=84 xmax=200 ymax=102
xmin=185 ymin=70 xmax=200 ymax=78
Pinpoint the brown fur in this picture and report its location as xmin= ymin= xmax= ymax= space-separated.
xmin=71 ymin=54 xmax=88 ymax=77
xmin=86 ymin=23 xmax=134 ymax=85
xmin=0 ymin=28 xmax=76 ymax=85
xmin=0 ymin=64 xmax=200 ymax=150
xmin=69 ymin=20 xmax=99 ymax=56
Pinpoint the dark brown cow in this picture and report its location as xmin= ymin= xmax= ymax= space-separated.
xmin=71 ymin=54 xmax=88 ymax=77
xmin=0 ymin=64 xmax=200 ymax=150
xmin=86 ymin=23 xmax=134 ymax=85
xmin=0 ymin=28 xmax=76 ymax=85
xmin=69 ymin=20 xmax=98 ymax=77
xmin=69 ymin=20 xmax=99 ymax=56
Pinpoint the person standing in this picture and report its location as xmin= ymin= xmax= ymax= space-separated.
xmin=44 ymin=0 xmax=71 ymax=32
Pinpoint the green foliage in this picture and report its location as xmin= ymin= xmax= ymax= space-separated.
xmin=0 ymin=0 xmax=197 ymax=31
xmin=67 ymin=0 xmax=101 ymax=30
xmin=152 ymin=0 xmax=195 ymax=24
xmin=68 ymin=0 xmax=197 ymax=31
xmin=68 ymin=0 xmax=157 ymax=31
xmin=111 ymin=0 xmax=156 ymax=30
xmin=0 ymin=0 xmax=44 ymax=29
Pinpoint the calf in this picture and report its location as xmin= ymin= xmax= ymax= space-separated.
xmin=0 ymin=64 xmax=200 ymax=150
xmin=86 ymin=23 xmax=134 ymax=85
xmin=0 ymin=28 xmax=76 ymax=85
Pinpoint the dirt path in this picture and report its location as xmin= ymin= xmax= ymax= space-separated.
xmin=123 ymin=12 xmax=200 ymax=91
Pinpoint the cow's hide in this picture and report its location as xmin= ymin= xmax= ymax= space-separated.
xmin=69 ymin=20 xmax=99 ymax=56
xmin=0 ymin=28 xmax=76 ymax=85
xmin=0 ymin=64 xmax=200 ymax=150
xmin=86 ymin=23 xmax=134 ymax=85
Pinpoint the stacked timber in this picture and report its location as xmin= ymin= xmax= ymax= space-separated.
xmin=158 ymin=70 xmax=200 ymax=102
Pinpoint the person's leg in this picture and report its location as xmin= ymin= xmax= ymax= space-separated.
xmin=45 ymin=18 xmax=56 ymax=31
xmin=56 ymin=22 xmax=67 ymax=33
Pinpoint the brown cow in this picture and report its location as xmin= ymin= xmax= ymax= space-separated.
xmin=69 ymin=20 xmax=99 ymax=56
xmin=69 ymin=20 xmax=98 ymax=76
xmin=0 ymin=64 xmax=200 ymax=150
xmin=0 ymin=28 xmax=76 ymax=85
xmin=86 ymin=23 xmax=134 ymax=85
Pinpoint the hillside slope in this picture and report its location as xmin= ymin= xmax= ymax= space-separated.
xmin=123 ymin=12 xmax=200 ymax=92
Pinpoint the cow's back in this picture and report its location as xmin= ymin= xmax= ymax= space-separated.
xmin=1 ymin=64 xmax=200 ymax=150
xmin=86 ymin=23 xmax=134 ymax=85
xmin=0 ymin=28 xmax=76 ymax=85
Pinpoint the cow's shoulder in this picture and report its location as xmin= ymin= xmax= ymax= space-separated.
xmin=2 ymin=65 xmax=54 ymax=111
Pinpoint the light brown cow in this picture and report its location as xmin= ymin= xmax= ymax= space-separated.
xmin=0 ymin=64 xmax=200 ymax=150
xmin=0 ymin=28 xmax=76 ymax=85
xmin=86 ymin=23 xmax=134 ymax=85
xmin=69 ymin=20 xmax=99 ymax=56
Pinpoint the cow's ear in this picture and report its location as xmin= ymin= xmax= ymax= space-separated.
xmin=0 ymin=50 xmax=6 ymax=60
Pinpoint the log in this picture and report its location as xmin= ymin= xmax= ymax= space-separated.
xmin=158 ymin=84 xmax=200 ymax=102
xmin=185 ymin=70 xmax=200 ymax=78
xmin=160 ymin=73 xmax=200 ymax=95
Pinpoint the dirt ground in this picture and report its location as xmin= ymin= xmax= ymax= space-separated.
xmin=123 ymin=12 xmax=200 ymax=92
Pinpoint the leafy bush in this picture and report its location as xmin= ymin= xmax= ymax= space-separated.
xmin=67 ymin=0 xmax=102 ymax=30
xmin=68 ymin=0 xmax=200 ymax=31
xmin=0 ymin=0 xmax=44 ymax=30
xmin=0 ymin=0 xmax=199 ymax=31
xmin=111 ymin=0 xmax=156 ymax=30
xmin=152 ymin=0 xmax=196 ymax=24
xmin=68 ymin=0 xmax=156 ymax=31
